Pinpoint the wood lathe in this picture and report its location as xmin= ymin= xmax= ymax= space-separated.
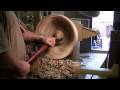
xmin=28 ymin=14 xmax=119 ymax=79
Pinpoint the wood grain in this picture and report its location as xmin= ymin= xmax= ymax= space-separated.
xmin=35 ymin=14 xmax=78 ymax=59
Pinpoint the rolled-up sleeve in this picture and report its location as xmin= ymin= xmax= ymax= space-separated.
xmin=0 ymin=23 xmax=9 ymax=54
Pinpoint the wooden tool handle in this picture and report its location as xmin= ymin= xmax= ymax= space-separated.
xmin=27 ymin=44 xmax=49 ymax=64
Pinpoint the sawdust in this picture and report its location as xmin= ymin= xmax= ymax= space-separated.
xmin=29 ymin=58 xmax=79 ymax=79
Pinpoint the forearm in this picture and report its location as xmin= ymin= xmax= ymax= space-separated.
xmin=19 ymin=22 xmax=56 ymax=46
xmin=22 ymin=31 xmax=42 ymax=41
xmin=19 ymin=22 xmax=43 ymax=42
xmin=0 ymin=51 xmax=23 ymax=69
xmin=0 ymin=51 xmax=30 ymax=77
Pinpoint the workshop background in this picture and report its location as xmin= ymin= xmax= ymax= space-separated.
xmin=2 ymin=11 xmax=119 ymax=79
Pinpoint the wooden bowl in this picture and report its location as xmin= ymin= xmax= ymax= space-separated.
xmin=35 ymin=14 xmax=78 ymax=59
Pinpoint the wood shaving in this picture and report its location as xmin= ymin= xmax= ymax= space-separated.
xmin=29 ymin=58 xmax=78 ymax=79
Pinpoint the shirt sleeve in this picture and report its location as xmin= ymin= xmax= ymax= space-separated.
xmin=0 ymin=22 xmax=9 ymax=54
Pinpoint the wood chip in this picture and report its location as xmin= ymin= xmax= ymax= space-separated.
xmin=30 ymin=58 xmax=78 ymax=79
